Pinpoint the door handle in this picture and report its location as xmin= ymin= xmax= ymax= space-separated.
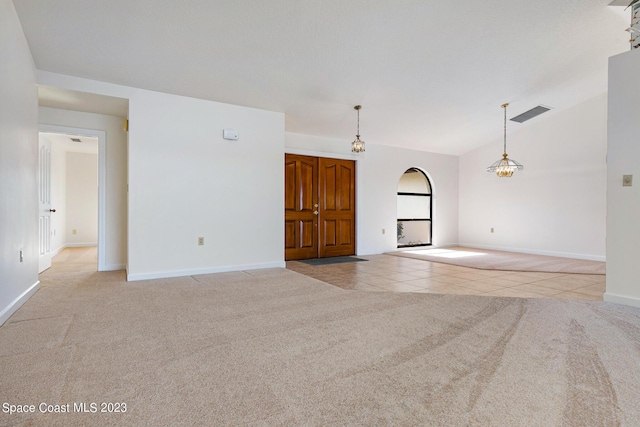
xmin=49 ymin=209 xmax=56 ymax=213
xmin=313 ymin=211 xmax=318 ymax=215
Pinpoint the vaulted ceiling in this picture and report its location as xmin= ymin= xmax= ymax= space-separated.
xmin=13 ymin=0 xmax=631 ymax=155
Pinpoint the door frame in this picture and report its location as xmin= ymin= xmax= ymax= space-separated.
xmin=285 ymin=148 xmax=361 ymax=258
xmin=39 ymin=124 xmax=107 ymax=271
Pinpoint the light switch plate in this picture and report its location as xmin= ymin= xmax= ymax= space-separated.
xmin=623 ymin=174 xmax=633 ymax=187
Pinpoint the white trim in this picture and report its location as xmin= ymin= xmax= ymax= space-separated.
xmin=458 ymin=243 xmax=606 ymax=262
xmin=603 ymin=292 xmax=640 ymax=308
xmin=0 ymin=281 xmax=40 ymax=326
xmin=126 ymin=261 xmax=287 ymax=282
xmin=38 ymin=124 xmax=108 ymax=271
xmin=103 ymin=264 xmax=126 ymax=272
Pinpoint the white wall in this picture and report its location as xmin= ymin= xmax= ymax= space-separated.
xmin=35 ymin=73 xmax=286 ymax=280
xmin=459 ymin=94 xmax=607 ymax=261
xmin=285 ymin=133 xmax=459 ymax=255
xmin=0 ymin=0 xmax=39 ymax=325
xmin=39 ymin=107 xmax=127 ymax=270
xmin=606 ymin=48 xmax=640 ymax=307
xmin=66 ymin=152 xmax=98 ymax=246
xmin=127 ymin=89 xmax=285 ymax=280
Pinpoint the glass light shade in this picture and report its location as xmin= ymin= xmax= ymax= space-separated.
xmin=352 ymin=136 xmax=365 ymax=153
xmin=486 ymin=154 xmax=524 ymax=178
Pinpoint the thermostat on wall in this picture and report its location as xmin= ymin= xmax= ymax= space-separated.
xmin=223 ymin=128 xmax=239 ymax=140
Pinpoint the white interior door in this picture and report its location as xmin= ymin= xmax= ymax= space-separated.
xmin=39 ymin=137 xmax=53 ymax=272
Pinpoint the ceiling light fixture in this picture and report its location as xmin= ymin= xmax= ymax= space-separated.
xmin=486 ymin=103 xmax=523 ymax=178
xmin=351 ymin=105 xmax=365 ymax=153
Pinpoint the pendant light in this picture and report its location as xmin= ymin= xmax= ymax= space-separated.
xmin=351 ymin=105 xmax=365 ymax=153
xmin=486 ymin=103 xmax=524 ymax=177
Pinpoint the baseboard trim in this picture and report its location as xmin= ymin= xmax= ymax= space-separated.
xmin=126 ymin=261 xmax=287 ymax=282
xmin=458 ymin=243 xmax=606 ymax=262
xmin=603 ymin=292 xmax=640 ymax=308
xmin=100 ymin=263 xmax=126 ymax=272
xmin=0 ymin=280 xmax=41 ymax=326
xmin=66 ymin=242 xmax=98 ymax=248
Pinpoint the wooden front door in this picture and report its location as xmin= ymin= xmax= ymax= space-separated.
xmin=318 ymin=157 xmax=356 ymax=258
xmin=285 ymin=154 xmax=318 ymax=260
xmin=284 ymin=154 xmax=356 ymax=261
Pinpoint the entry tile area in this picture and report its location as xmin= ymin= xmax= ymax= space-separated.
xmin=286 ymin=255 xmax=605 ymax=301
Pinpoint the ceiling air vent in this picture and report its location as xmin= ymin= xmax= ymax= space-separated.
xmin=510 ymin=105 xmax=551 ymax=123
xmin=70 ymin=137 xmax=82 ymax=143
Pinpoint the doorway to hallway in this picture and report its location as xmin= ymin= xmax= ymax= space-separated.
xmin=38 ymin=130 xmax=100 ymax=273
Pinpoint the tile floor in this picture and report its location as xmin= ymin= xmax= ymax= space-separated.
xmin=287 ymin=254 xmax=605 ymax=301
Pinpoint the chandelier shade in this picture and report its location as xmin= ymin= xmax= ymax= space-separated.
xmin=351 ymin=105 xmax=365 ymax=153
xmin=486 ymin=154 xmax=524 ymax=178
xmin=486 ymin=103 xmax=523 ymax=177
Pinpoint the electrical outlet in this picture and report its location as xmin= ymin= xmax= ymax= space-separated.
xmin=198 ymin=237 xmax=204 ymax=246
xmin=20 ymin=249 xmax=24 ymax=263
xmin=72 ymin=229 xmax=77 ymax=235
xmin=382 ymin=228 xmax=385 ymax=235
xmin=491 ymin=227 xmax=494 ymax=233
xmin=623 ymin=174 xmax=633 ymax=187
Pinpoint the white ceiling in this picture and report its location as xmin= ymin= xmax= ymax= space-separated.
xmin=13 ymin=0 xmax=631 ymax=155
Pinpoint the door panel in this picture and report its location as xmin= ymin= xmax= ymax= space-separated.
xmin=299 ymin=219 xmax=315 ymax=248
xmin=284 ymin=154 xmax=318 ymax=260
xmin=318 ymin=158 xmax=356 ymax=258
xmin=323 ymin=164 xmax=337 ymax=210
xmin=322 ymin=220 xmax=337 ymax=246
xmin=339 ymin=165 xmax=353 ymax=210
xmin=284 ymin=162 xmax=297 ymax=211
xmin=38 ymin=137 xmax=53 ymax=273
xmin=339 ymin=219 xmax=353 ymax=244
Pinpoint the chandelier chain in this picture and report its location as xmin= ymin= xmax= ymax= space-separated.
xmin=502 ymin=103 xmax=508 ymax=154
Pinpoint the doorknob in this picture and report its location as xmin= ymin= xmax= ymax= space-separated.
xmin=49 ymin=209 xmax=56 ymax=213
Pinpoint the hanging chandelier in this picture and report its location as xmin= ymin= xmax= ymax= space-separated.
xmin=351 ymin=105 xmax=365 ymax=153
xmin=486 ymin=103 xmax=523 ymax=177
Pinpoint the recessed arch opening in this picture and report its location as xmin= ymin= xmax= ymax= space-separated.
xmin=397 ymin=167 xmax=432 ymax=248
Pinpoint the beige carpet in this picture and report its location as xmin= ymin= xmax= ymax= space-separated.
xmin=1 ymin=248 xmax=638 ymax=426
xmin=389 ymin=246 xmax=606 ymax=275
